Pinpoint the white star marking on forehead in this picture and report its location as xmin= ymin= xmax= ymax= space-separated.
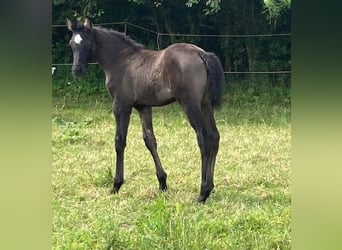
xmin=74 ymin=34 xmax=83 ymax=44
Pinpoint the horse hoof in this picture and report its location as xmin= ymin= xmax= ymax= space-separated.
xmin=197 ymin=195 xmax=208 ymax=203
xmin=110 ymin=181 xmax=123 ymax=194
xmin=159 ymin=184 xmax=168 ymax=192
xmin=198 ymin=189 xmax=213 ymax=203
xmin=157 ymin=174 xmax=167 ymax=192
xmin=109 ymin=187 xmax=119 ymax=194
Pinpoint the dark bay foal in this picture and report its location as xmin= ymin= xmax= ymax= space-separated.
xmin=66 ymin=19 xmax=224 ymax=203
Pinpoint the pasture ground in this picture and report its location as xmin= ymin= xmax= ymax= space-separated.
xmin=52 ymin=85 xmax=291 ymax=249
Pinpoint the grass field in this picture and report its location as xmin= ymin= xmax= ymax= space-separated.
xmin=52 ymin=91 xmax=291 ymax=249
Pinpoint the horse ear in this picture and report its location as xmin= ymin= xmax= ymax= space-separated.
xmin=66 ymin=18 xmax=73 ymax=31
xmin=84 ymin=18 xmax=93 ymax=30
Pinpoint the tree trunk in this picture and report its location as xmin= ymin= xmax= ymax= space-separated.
xmin=222 ymin=4 xmax=232 ymax=72
xmin=246 ymin=39 xmax=255 ymax=72
xmin=245 ymin=0 xmax=256 ymax=72
xmin=163 ymin=16 xmax=176 ymax=44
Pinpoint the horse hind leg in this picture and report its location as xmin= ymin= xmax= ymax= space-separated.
xmin=137 ymin=107 xmax=168 ymax=191
xmin=202 ymin=103 xmax=220 ymax=199
xmin=182 ymin=102 xmax=215 ymax=203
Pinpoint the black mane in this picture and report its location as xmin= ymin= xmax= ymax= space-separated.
xmin=94 ymin=26 xmax=144 ymax=50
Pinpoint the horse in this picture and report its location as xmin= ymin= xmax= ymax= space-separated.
xmin=66 ymin=18 xmax=224 ymax=203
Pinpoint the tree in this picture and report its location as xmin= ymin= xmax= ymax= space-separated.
xmin=262 ymin=0 xmax=291 ymax=24
xmin=52 ymin=0 xmax=290 ymax=83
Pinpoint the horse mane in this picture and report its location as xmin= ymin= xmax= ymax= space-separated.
xmin=94 ymin=26 xmax=144 ymax=50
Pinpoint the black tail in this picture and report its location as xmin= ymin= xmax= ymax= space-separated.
xmin=199 ymin=52 xmax=225 ymax=107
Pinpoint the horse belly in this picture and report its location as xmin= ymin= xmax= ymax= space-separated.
xmin=134 ymin=78 xmax=174 ymax=106
xmin=143 ymin=85 xmax=174 ymax=106
xmin=153 ymin=86 xmax=174 ymax=105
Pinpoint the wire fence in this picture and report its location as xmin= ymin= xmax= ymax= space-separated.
xmin=52 ymin=21 xmax=291 ymax=75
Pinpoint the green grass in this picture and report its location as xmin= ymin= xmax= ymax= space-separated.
xmin=52 ymin=92 xmax=291 ymax=249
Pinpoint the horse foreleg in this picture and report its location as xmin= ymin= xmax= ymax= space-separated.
xmin=137 ymin=106 xmax=167 ymax=191
xmin=110 ymin=102 xmax=132 ymax=194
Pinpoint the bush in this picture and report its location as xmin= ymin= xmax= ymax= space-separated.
xmin=52 ymin=64 xmax=108 ymax=100
xmin=226 ymin=74 xmax=290 ymax=107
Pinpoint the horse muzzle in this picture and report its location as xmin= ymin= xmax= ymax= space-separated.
xmin=72 ymin=65 xmax=85 ymax=77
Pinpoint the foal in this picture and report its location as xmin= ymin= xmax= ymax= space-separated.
xmin=66 ymin=19 xmax=224 ymax=203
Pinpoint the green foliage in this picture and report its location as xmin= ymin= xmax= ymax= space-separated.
xmin=52 ymin=65 xmax=108 ymax=101
xmin=186 ymin=0 xmax=221 ymax=14
xmin=227 ymin=75 xmax=290 ymax=106
xmin=52 ymin=117 xmax=93 ymax=144
xmin=262 ymin=0 xmax=291 ymax=24
xmin=53 ymin=0 xmax=105 ymax=20
xmin=128 ymin=0 xmax=147 ymax=4
xmin=204 ymin=0 xmax=222 ymax=14
xmin=129 ymin=0 xmax=221 ymax=14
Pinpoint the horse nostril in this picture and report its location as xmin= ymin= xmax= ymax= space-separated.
xmin=72 ymin=65 xmax=82 ymax=76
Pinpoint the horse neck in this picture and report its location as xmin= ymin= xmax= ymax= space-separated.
xmin=92 ymin=28 xmax=138 ymax=71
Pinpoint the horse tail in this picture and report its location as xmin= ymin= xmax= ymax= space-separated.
xmin=199 ymin=52 xmax=225 ymax=107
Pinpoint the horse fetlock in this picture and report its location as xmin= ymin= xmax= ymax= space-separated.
xmin=157 ymin=173 xmax=167 ymax=191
